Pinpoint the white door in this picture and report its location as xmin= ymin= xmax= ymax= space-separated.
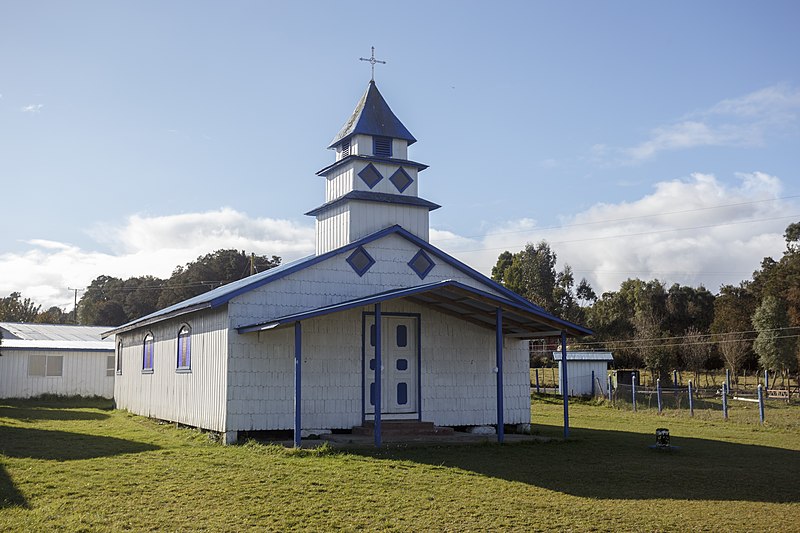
xmin=364 ymin=315 xmax=418 ymax=416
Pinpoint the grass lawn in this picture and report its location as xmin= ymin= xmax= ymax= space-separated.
xmin=1 ymin=396 xmax=799 ymax=532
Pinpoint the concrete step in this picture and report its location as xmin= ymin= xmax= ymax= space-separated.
xmin=352 ymin=420 xmax=454 ymax=437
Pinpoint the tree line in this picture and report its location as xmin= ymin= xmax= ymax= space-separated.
xmin=0 ymin=250 xmax=281 ymax=327
xmin=492 ymin=222 xmax=800 ymax=386
xmin=2 ymin=224 xmax=798 ymax=385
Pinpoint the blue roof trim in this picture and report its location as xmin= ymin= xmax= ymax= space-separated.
xmin=328 ymin=80 xmax=416 ymax=149
xmin=107 ymin=224 xmax=591 ymax=337
xmin=237 ymin=281 xmax=451 ymax=332
xmin=304 ymin=191 xmax=441 ymax=217
xmin=236 ymin=279 xmax=590 ymax=336
xmin=316 ymin=155 xmax=428 ymax=177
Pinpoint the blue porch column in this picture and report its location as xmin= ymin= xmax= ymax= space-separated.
xmin=374 ymin=303 xmax=382 ymax=447
xmin=294 ymin=321 xmax=302 ymax=448
xmin=495 ymin=307 xmax=504 ymax=443
xmin=561 ymin=330 xmax=569 ymax=438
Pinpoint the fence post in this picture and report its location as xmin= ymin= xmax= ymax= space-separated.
xmin=657 ymin=378 xmax=663 ymax=414
xmin=758 ymin=384 xmax=765 ymax=425
xmin=632 ymin=373 xmax=637 ymax=412
xmin=688 ymin=380 xmax=694 ymax=417
xmin=673 ymin=369 xmax=678 ymax=386
xmin=765 ymin=369 xmax=769 ymax=390
xmin=535 ymin=368 xmax=540 ymax=394
xmin=722 ymin=382 xmax=729 ymax=420
xmin=607 ymin=374 xmax=613 ymax=403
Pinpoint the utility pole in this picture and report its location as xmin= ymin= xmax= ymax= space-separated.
xmin=250 ymin=253 xmax=256 ymax=276
xmin=67 ymin=287 xmax=83 ymax=324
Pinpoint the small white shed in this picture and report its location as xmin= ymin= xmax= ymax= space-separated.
xmin=552 ymin=351 xmax=614 ymax=397
xmin=0 ymin=323 xmax=115 ymax=399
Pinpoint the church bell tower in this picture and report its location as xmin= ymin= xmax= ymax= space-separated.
xmin=306 ymin=77 xmax=439 ymax=255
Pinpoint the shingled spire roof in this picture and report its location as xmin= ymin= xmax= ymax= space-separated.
xmin=328 ymin=80 xmax=417 ymax=148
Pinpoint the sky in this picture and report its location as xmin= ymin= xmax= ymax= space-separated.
xmin=1 ymin=1 xmax=799 ymax=312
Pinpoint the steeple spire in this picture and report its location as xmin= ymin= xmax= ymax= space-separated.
xmin=310 ymin=79 xmax=437 ymax=255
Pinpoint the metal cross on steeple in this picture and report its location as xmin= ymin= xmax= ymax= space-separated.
xmin=359 ymin=46 xmax=386 ymax=81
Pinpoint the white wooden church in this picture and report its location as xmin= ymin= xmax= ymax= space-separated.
xmin=106 ymin=75 xmax=590 ymax=445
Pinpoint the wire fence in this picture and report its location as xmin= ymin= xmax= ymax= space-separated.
xmin=531 ymin=367 xmax=799 ymax=424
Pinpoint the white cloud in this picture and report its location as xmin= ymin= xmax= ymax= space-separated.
xmin=2 ymin=179 xmax=795 ymax=312
xmin=0 ymin=209 xmax=314 ymax=310
xmin=435 ymin=172 xmax=796 ymax=295
xmin=620 ymin=84 xmax=800 ymax=163
xmin=21 ymin=104 xmax=44 ymax=113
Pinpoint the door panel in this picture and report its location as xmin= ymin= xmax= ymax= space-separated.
xmin=364 ymin=315 xmax=418 ymax=415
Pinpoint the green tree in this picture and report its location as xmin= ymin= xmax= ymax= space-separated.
xmin=585 ymin=284 xmax=639 ymax=367
xmin=576 ymin=278 xmax=597 ymax=306
xmin=492 ymin=241 xmax=582 ymax=321
xmin=35 ymin=306 xmax=72 ymax=324
xmin=665 ymin=283 xmax=715 ymax=336
xmin=78 ymin=276 xmax=126 ymax=326
xmin=711 ymin=284 xmax=757 ymax=373
xmin=157 ymin=250 xmax=280 ymax=309
xmin=752 ymin=296 xmax=796 ymax=382
xmin=0 ymin=292 xmax=41 ymax=322
xmin=682 ymin=326 xmax=712 ymax=386
xmin=751 ymin=222 xmax=800 ymax=374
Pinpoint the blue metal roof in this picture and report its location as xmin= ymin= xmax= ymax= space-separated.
xmin=305 ymin=191 xmax=441 ymax=217
xmin=328 ymin=81 xmax=416 ymax=149
xmin=104 ymin=225 xmax=592 ymax=338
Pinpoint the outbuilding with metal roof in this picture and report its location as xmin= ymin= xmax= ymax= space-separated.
xmin=0 ymin=323 xmax=115 ymax=399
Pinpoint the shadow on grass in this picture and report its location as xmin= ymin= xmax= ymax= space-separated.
xmin=0 ymin=424 xmax=158 ymax=510
xmin=347 ymin=424 xmax=800 ymax=504
xmin=0 ymin=464 xmax=28 ymax=509
xmin=0 ymin=406 xmax=110 ymax=422
xmin=0 ymin=426 xmax=159 ymax=461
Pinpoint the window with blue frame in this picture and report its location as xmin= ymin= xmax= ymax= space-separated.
xmin=116 ymin=340 xmax=123 ymax=375
xmin=177 ymin=325 xmax=191 ymax=372
xmin=142 ymin=333 xmax=154 ymax=373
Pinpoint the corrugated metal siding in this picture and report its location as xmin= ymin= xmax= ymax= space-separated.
xmin=113 ymin=306 xmax=228 ymax=432
xmin=315 ymin=204 xmax=351 ymax=255
xmin=325 ymin=166 xmax=354 ymax=203
xmin=348 ymin=201 xmax=428 ymax=243
xmin=558 ymin=360 xmax=609 ymax=396
xmin=0 ymin=349 xmax=114 ymax=399
xmin=392 ymin=138 xmax=408 ymax=160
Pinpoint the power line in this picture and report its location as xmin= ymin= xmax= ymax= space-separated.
xmin=575 ymin=326 xmax=800 ymax=346
xmin=571 ymin=333 xmax=800 ymax=351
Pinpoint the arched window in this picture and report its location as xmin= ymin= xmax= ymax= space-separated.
xmin=115 ymin=340 xmax=123 ymax=375
xmin=177 ymin=325 xmax=191 ymax=372
xmin=142 ymin=332 xmax=154 ymax=373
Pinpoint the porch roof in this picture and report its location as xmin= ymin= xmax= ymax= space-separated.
xmin=236 ymin=279 xmax=592 ymax=338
